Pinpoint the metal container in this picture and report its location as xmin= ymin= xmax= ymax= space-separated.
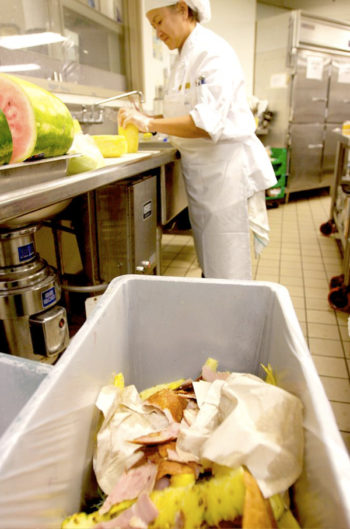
xmin=0 ymin=257 xmax=68 ymax=362
xmin=0 ymin=277 xmax=349 ymax=528
xmin=0 ymin=226 xmax=37 ymax=267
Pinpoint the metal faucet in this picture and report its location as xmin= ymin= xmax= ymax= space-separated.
xmin=95 ymin=90 xmax=144 ymax=109
xmin=73 ymin=90 xmax=144 ymax=125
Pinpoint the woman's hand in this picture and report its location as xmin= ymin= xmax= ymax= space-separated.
xmin=118 ymin=108 xmax=151 ymax=133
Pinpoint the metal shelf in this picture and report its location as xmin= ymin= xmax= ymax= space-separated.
xmin=0 ymin=149 xmax=177 ymax=226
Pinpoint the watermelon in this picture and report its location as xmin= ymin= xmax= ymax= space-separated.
xmin=0 ymin=109 xmax=12 ymax=165
xmin=0 ymin=74 xmax=74 ymax=164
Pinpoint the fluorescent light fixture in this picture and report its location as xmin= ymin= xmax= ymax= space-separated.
xmin=0 ymin=32 xmax=66 ymax=50
xmin=0 ymin=63 xmax=41 ymax=73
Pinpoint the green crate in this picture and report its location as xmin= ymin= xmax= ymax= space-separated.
xmin=266 ymin=173 xmax=286 ymax=201
xmin=266 ymin=147 xmax=287 ymax=201
xmin=270 ymin=148 xmax=287 ymax=176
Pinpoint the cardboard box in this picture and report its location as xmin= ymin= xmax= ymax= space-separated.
xmin=0 ymin=276 xmax=349 ymax=528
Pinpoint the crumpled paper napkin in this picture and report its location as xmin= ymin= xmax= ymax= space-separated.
xmin=93 ymin=384 xmax=170 ymax=494
xmin=177 ymin=373 xmax=304 ymax=497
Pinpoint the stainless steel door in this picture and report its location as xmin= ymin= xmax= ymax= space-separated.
xmin=95 ymin=175 xmax=157 ymax=280
xmin=323 ymin=123 xmax=343 ymax=176
xmin=327 ymin=55 xmax=350 ymax=123
xmin=132 ymin=176 xmax=157 ymax=274
xmin=291 ymin=50 xmax=330 ymax=123
xmin=288 ymin=123 xmax=329 ymax=191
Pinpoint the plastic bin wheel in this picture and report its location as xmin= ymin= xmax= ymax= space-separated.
xmin=320 ymin=220 xmax=336 ymax=236
xmin=330 ymin=274 xmax=345 ymax=289
xmin=328 ymin=286 xmax=350 ymax=312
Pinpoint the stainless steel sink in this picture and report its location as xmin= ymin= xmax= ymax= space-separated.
xmin=0 ymin=200 xmax=72 ymax=229
xmin=0 ymin=155 xmax=74 ymax=228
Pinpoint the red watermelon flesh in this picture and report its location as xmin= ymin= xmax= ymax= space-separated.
xmin=0 ymin=74 xmax=74 ymax=164
xmin=0 ymin=76 xmax=36 ymax=163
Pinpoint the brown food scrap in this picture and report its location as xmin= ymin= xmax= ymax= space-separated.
xmin=158 ymin=441 xmax=177 ymax=458
xmin=175 ymin=391 xmax=197 ymax=400
xmin=176 ymin=379 xmax=194 ymax=391
xmin=207 ymin=519 xmax=242 ymax=528
xmin=242 ymin=469 xmax=277 ymax=529
xmin=146 ymin=388 xmax=188 ymax=422
xmin=156 ymin=460 xmax=199 ymax=481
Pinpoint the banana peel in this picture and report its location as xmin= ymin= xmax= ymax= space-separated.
xmin=62 ymin=466 xmax=301 ymax=528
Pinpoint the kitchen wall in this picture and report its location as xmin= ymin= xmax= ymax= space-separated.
xmin=257 ymin=0 xmax=350 ymax=22
xmin=205 ymin=0 xmax=256 ymax=95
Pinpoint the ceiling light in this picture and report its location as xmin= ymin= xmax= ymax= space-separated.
xmin=0 ymin=32 xmax=66 ymax=50
xmin=0 ymin=63 xmax=41 ymax=73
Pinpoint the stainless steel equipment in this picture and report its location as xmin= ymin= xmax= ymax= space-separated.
xmin=255 ymin=11 xmax=350 ymax=198
xmin=0 ymin=157 xmax=73 ymax=362
xmin=0 ymin=225 xmax=69 ymax=363
xmin=320 ymin=131 xmax=350 ymax=310
xmin=95 ymin=174 xmax=158 ymax=279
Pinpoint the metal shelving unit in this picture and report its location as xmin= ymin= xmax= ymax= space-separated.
xmin=320 ymin=130 xmax=350 ymax=310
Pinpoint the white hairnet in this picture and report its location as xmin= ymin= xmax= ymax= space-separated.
xmin=145 ymin=0 xmax=211 ymax=23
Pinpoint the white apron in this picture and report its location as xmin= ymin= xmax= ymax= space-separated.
xmin=164 ymin=91 xmax=252 ymax=280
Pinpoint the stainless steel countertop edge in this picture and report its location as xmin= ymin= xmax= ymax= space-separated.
xmin=0 ymin=149 xmax=177 ymax=225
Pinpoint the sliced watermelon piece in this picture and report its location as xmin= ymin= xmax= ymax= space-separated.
xmin=0 ymin=74 xmax=74 ymax=164
xmin=0 ymin=109 xmax=12 ymax=165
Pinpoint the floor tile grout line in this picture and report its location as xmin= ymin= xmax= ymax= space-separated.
xmin=307 ymin=195 xmax=350 ymax=366
xmin=295 ymin=199 xmax=309 ymax=347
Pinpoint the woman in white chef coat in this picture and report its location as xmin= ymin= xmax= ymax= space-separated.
xmin=118 ymin=0 xmax=276 ymax=280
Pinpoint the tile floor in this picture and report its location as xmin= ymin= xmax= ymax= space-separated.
xmin=160 ymin=191 xmax=350 ymax=452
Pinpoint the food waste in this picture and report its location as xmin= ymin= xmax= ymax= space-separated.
xmin=62 ymin=359 xmax=304 ymax=529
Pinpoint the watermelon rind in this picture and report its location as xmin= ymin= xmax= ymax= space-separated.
xmin=0 ymin=109 xmax=13 ymax=165
xmin=0 ymin=74 xmax=74 ymax=164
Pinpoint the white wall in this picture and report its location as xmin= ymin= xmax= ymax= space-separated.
xmin=141 ymin=2 xmax=172 ymax=111
xmin=256 ymin=3 xmax=287 ymax=20
xmin=141 ymin=0 xmax=257 ymax=110
xmin=204 ymin=0 xmax=256 ymax=94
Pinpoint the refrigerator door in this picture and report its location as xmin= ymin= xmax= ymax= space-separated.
xmin=288 ymin=123 xmax=330 ymax=192
xmin=291 ymin=50 xmax=330 ymax=123
xmin=323 ymin=123 xmax=342 ymax=176
xmin=327 ymin=55 xmax=350 ymax=123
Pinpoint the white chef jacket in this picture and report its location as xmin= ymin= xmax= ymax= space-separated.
xmin=163 ymin=24 xmax=276 ymax=279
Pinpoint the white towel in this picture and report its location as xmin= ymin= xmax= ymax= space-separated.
xmin=248 ymin=190 xmax=270 ymax=258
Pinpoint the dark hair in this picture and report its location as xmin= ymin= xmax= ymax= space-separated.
xmin=169 ymin=3 xmax=200 ymax=22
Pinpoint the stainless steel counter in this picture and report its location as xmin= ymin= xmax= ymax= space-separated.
xmin=0 ymin=147 xmax=177 ymax=226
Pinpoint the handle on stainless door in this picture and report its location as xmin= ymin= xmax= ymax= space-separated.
xmin=312 ymin=97 xmax=327 ymax=102
xmin=308 ymin=144 xmax=323 ymax=149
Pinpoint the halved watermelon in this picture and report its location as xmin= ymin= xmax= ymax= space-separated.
xmin=0 ymin=74 xmax=74 ymax=164
xmin=0 ymin=109 xmax=12 ymax=165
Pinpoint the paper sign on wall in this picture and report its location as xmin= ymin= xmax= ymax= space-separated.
xmin=306 ymin=56 xmax=324 ymax=81
xmin=338 ymin=64 xmax=350 ymax=84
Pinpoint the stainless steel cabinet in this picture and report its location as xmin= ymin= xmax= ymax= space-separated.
xmin=255 ymin=11 xmax=350 ymax=198
xmin=95 ymin=175 xmax=158 ymax=281
xmin=289 ymin=124 xmax=327 ymax=191
xmin=328 ymin=55 xmax=350 ymax=123
xmin=291 ymin=50 xmax=330 ymax=124
xmin=0 ymin=0 xmax=126 ymax=90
